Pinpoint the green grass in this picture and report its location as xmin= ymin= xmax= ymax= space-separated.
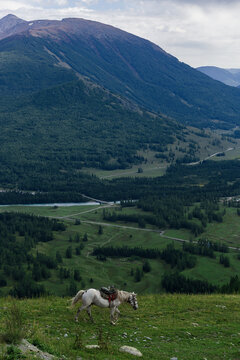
xmin=0 ymin=204 xmax=240 ymax=295
xmin=81 ymin=136 xmax=240 ymax=180
xmin=164 ymin=206 xmax=240 ymax=247
xmin=0 ymin=205 xmax=102 ymax=218
xmin=202 ymin=207 xmax=240 ymax=247
xmin=82 ymin=163 xmax=167 ymax=179
xmin=1 ymin=295 xmax=240 ymax=359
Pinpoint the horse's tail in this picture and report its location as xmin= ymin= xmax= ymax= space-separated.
xmin=71 ymin=290 xmax=85 ymax=306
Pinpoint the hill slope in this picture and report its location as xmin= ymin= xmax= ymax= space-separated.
xmin=0 ymin=295 xmax=240 ymax=359
xmin=1 ymin=15 xmax=240 ymax=128
xmin=0 ymin=78 xmax=181 ymax=177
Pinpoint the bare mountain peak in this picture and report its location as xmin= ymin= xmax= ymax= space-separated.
xmin=1 ymin=14 xmax=22 ymax=20
xmin=0 ymin=13 xmax=26 ymax=25
xmin=0 ymin=13 xmax=28 ymax=39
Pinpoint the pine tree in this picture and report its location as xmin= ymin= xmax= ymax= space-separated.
xmin=65 ymin=246 xmax=72 ymax=258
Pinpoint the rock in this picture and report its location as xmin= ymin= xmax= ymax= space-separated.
xmin=85 ymin=344 xmax=100 ymax=349
xmin=192 ymin=322 xmax=199 ymax=327
xmin=144 ymin=336 xmax=152 ymax=340
xmin=18 ymin=339 xmax=55 ymax=360
xmin=119 ymin=345 xmax=142 ymax=357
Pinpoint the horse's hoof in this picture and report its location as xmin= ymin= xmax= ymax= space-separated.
xmin=111 ymin=321 xmax=116 ymax=326
xmin=75 ymin=318 xmax=78 ymax=322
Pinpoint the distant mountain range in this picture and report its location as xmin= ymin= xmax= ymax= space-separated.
xmin=1 ymin=14 xmax=240 ymax=129
xmin=197 ymin=66 xmax=240 ymax=87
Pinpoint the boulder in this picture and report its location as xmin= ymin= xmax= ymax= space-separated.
xmin=119 ymin=345 xmax=142 ymax=357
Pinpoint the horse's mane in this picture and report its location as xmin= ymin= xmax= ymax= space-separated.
xmin=117 ymin=290 xmax=132 ymax=302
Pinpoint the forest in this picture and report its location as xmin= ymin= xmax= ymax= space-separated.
xmin=0 ymin=213 xmax=66 ymax=297
xmin=0 ymin=159 xmax=240 ymax=205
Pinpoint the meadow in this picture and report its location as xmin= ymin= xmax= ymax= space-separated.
xmin=0 ymin=203 xmax=239 ymax=296
xmin=1 ymin=294 xmax=240 ymax=359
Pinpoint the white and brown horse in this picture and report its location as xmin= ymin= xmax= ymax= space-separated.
xmin=71 ymin=288 xmax=138 ymax=325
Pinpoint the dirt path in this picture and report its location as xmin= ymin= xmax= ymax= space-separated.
xmin=86 ymin=232 xmax=120 ymax=258
xmin=49 ymin=214 xmax=240 ymax=252
xmin=81 ymin=220 xmax=163 ymax=233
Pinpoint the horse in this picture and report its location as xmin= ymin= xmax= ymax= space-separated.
xmin=71 ymin=288 xmax=138 ymax=325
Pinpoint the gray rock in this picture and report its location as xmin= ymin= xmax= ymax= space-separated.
xmin=85 ymin=344 xmax=100 ymax=349
xmin=119 ymin=346 xmax=142 ymax=357
xmin=19 ymin=339 xmax=55 ymax=360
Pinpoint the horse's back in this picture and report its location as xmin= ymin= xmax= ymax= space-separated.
xmin=82 ymin=288 xmax=100 ymax=301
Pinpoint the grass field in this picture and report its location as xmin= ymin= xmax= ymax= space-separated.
xmin=164 ymin=206 xmax=240 ymax=248
xmin=1 ymin=294 xmax=240 ymax=359
xmin=80 ymin=130 xmax=240 ymax=179
xmin=0 ymin=203 xmax=239 ymax=297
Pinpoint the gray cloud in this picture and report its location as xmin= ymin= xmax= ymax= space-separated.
xmin=136 ymin=0 xmax=240 ymax=4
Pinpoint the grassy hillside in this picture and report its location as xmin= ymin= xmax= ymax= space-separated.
xmin=0 ymin=294 xmax=240 ymax=359
xmin=0 ymin=203 xmax=239 ymax=297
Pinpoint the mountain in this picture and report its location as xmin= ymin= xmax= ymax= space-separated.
xmin=197 ymin=66 xmax=240 ymax=87
xmin=0 ymin=14 xmax=28 ymax=40
xmin=1 ymin=15 xmax=240 ymax=129
xmin=0 ymin=77 xmax=183 ymax=189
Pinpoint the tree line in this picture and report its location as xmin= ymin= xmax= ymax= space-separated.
xmin=93 ymin=243 xmax=196 ymax=271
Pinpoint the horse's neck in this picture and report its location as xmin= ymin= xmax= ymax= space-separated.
xmin=117 ymin=290 xmax=130 ymax=302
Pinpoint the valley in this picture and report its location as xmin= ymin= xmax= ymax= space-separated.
xmin=0 ymin=11 xmax=240 ymax=359
xmin=0 ymin=199 xmax=239 ymax=297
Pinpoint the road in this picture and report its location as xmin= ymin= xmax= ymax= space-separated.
xmin=53 ymin=213 xmax=240 ymax=252
xmin=188 ymin=146 xmax=239 ymax=166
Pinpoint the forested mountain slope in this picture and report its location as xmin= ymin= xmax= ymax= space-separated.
xmin=1 ymin=15 xmax=240 ymax=128
xmin=0 ymin=78 xmax=181 ymax=178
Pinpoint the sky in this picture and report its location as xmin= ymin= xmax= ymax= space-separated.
xmin=0 ymin=0 xmax=239 ymax=68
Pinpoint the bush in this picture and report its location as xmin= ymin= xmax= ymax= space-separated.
xmin=0 ymin=300 xmax=26 ymax=344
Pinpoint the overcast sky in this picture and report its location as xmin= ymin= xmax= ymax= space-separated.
xmin=0 ymin=0 xmax=239 ymax=68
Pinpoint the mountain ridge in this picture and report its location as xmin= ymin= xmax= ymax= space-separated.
xmin=1 ymin=14 xmax=240 ymax=128
xmin=197 ymin=66 xmax=240 ymax=87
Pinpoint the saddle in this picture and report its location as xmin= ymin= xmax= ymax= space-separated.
xmin=100 ymin=286 xmax=118 ymax=304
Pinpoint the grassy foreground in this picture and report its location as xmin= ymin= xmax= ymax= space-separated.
xmin=0 ymin=294 xmax=240 ymax=359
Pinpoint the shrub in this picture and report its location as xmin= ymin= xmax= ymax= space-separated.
xmin=0 ymin=300 xmax=26 ymax=344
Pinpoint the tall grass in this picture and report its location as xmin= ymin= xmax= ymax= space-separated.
xmin=0 ymin=299 xmax=26 ymax=344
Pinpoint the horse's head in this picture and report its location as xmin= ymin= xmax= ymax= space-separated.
xmin=128 ymin=292 xmax=138 ymax=310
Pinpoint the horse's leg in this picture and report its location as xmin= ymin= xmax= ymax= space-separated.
xmin=75 ymin=304 xmax=88 ymax=322
xmin=115 ymin=307 xmax=120 ymax=321
xmin=113 ymin=307 xmax=120 ymax=324
xmin=110 ymin=307 xmax=117 ymax=325
xmin=87 ymin=305 xmax=94 ymax=323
